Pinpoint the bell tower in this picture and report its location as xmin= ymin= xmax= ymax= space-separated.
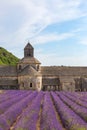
xmin=24 ymin=43 xmax=34 ymax=57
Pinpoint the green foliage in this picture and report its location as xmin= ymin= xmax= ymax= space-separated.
xmin=76 ymin=128 xmax=86 ymax=130
xmin=70 ymin=125 xmax=87 ymax=130
xmin=0 ymin=47 xmax=19 ymax=66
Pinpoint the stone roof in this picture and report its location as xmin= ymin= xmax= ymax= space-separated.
xmin=18 ymin=57 xmax=41 ymax=64
xmin=18 ymin=65 xmax=41 ymax=76
xmin=24 ymin=43 xmax=34 ymax=49
xmin=42 ymin=78 xmax=60 ymax=85
xmin=0 ymin=79 xmax=18 ymax=85
xmin=41 ymin=66 xmax=87 ymax=76
xmin=0 ymin=66 xmax=17 ymax=76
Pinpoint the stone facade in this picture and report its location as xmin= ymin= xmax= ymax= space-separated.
xmin=0 ymin=43 xmax=87 ymax=91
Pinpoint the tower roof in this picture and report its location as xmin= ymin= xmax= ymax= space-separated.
xmin=24 ymin=43 xmax=34 ymax=49
xmin=18 ymin=57 xmax=41 ymax=64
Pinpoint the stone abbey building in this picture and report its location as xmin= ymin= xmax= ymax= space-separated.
xmin=0 ymin=43 xmax=87 ymax=91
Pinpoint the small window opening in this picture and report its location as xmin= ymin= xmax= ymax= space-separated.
xmin=37 ymin=65 xmax=39 ymax=71
xmin=19 ymin=65 xmax=22 ymax=70
xmin=30 ymin=83 xmax=32 ymax=87
xmin=27 ymin=53 xmax=31 ymax=56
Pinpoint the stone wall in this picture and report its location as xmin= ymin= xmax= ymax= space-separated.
xmin=0 ymin=76 xmax=18 ymax=89
xmin=1 ymin=65 xmax=87 ymax=91
xmin=74 ymin=77 xmax=87 ymax=91
xmin=42 ymin=76 xmax=61 ymax=91
xmin=18 ymin=75 xmax=42 ymax=91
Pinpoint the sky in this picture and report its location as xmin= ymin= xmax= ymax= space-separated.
xmin=0 ymin=0 xmax=87 ymax=66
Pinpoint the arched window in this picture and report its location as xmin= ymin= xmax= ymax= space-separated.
xmin=30 ymin=83 xmax=32 ymax=87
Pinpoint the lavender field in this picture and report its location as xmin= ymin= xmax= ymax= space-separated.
xmin=0 ymin=90 xmax=87 ymax=130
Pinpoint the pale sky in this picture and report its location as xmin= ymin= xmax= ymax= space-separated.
xmin=0 ymin=0 xmax=87 ymax=66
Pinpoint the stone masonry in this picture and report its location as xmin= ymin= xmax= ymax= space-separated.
xmin=0 ymin=43 xmax=87 ymax=91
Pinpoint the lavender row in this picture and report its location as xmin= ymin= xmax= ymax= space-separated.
xmin=51 ymin=92 xmax=87 ymax=130
xmin=0 ymin=91 xmax=38 ymax=130
xmin=0 ymin=91 xmax=31 ymax=114
xmin=62 ymin=91 xmax=87 ymax=103
xmin=13 ymin=91 xmax=44 ymax=130
xmin=57 ymin=92 xmax=87 ymax=123
xmin=0 ymin=90 xmax=30 ymax=103
xmin=61 ymin=91 xmax=87 ymax=109
xmin=40 ymin=92 xmax=64 ymax=130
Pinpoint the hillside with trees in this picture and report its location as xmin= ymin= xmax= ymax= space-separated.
xmin=0 ymin=47 xmax=19 ymax=65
